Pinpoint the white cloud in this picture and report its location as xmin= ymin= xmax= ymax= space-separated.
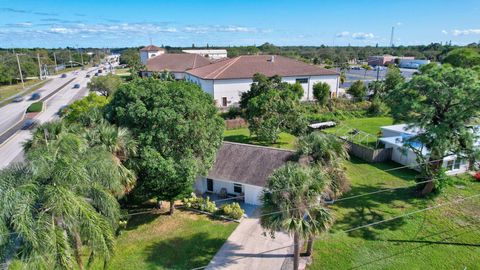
xmin=336 ymin=31 xmax=350 ymax=37
xmin=396 ymin=22 xmax=403 ymax=26
xmin=452 ymin=29 xmax=480 ymax=36
xmin=441 ymin=30 xmax=448 ymax=35
xmin=352 ymin=32 xmax=375 ymax=39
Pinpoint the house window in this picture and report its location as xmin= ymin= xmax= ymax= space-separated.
xmin=222 ymin=97 xmax=228 ymax=107
xmin=296 ymin=78 xmax=308 ymax=84
xmin=454 ymin=158 xmax=463 ymax=170
xmin=446 ymin=160 xmax=454 ymax=170
xmin=207 ymin=178 xmax=213 ymax=192
xmin=233 ymin=183 xmax=242 ymax=193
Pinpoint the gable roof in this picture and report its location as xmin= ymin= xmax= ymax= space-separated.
xmin=146 ymin=53 xmax=211 ymax=72
xmin=187 ymin=55 xmax=339 ymax=80
xmin=207 ymin=142 xmax=294 ymax=187
xmin=140 ymin=45 xmax=164 ymax=52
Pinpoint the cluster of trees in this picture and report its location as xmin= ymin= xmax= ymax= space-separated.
xmin=240 ymin=74 xmax=307 ymax=143
xmin=0 ymin=76 xmax=224 ymax=268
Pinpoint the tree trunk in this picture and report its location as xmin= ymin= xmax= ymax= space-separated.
xmin=304 ymin=236 xmax=314 ymax=257
xmin=169 ymin=200 xmax=175 ymax=215
xmin=421 ymin=157 xmax=442 ymax=195
xmin=73 ymin=231 xmax=84 ymax=270
xmin=293 ymin=232 xmax=300 ymax=270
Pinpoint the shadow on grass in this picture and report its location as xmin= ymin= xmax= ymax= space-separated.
xmin=124 ymin=211 xmax=169 ymax=231
xmin=144 ymin=232 xmax=239 ymax=270
xmin=224 ymin=134 xmax=290 ymax=148
xmin=334 ymin=158 xmax=428 ymax=240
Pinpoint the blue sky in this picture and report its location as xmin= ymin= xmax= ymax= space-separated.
xmin=1 ymin=0 xmax=480 ymax=48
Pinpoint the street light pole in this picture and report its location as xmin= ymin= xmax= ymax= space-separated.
xmin=15 ymin=54 xmax=25 ymax=89
xmin=37 ymin=53 xmax=43 ymax=80
xmin=69 ymin=49 xmax=73 ymax=68
xmin=53 ymin=51 xmax=58 ymax=72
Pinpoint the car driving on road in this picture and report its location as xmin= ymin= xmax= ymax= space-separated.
xmin=12 ymin=95 xmax=24 ymax=102
xmin=29 ymin=93 xmax=41 ymax=100
xmin=73 ymin=84 xmax=81 ymax=89
xmin=21 ymin=119 xmax=39 ymax=130
xmin=60 ymin=73 xmax=67 ymax=78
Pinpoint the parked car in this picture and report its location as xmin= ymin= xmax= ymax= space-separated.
xmin=21 ymin=119 xmax=39 ymax=130
xmin=60 ymin=73 xmax=67 ymax=78
xmin=351 ymin=66 xmax=363 ymax=70
xmin=98 ymin=69 xmax=103 ymax=73
xmin=73 ymin=84 xmax=81 ymax=89
xmin=94 ymin=73 xmax=99 ymax=76
xmin=12 ymin=95 xmax=24 ymax=102
xmin=29 ymin=93 xmax=41 ymax=100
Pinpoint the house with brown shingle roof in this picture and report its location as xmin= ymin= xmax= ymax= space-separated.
xmin=144 ymin=53 xmax=211 ymax=79
xmin=185 ymin=55 xmax=340 ymax=107
xmin=195 ymin=142 xmax=294 ymax=205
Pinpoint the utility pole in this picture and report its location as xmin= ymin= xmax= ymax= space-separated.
xmin=69 ymin=49 xmax=73 ymax=68
xmin=37 ymin=53 xmax=43 ymax=80
xmin=15 ymin=54 xmax=25 ymax=89
xmin=80 ymin=49 xmax=84 ymax=66
xmin=53 ymin=51 xmax=58 ymax=72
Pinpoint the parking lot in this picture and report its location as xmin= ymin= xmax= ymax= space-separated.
xmin=337 ymin=67 xmax=417 ymax=88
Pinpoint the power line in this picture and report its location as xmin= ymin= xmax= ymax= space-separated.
xmin=192 ymin=193 xmax=480 ymax=270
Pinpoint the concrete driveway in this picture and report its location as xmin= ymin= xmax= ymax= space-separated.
xmin=206 ymin=215 xmax=293 ymax=270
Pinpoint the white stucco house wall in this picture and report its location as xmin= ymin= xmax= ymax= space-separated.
xmin=379 ymin=124 xmax=477 ymax=175
xmin=140 ymin=45 xmax=165 ymax=65
xmin=185 ymin=55 xmax=340 ymax=107
xmin=194 ymin=142 xmax=294 ymax=205
xmin=182 ymin=49 xmax=228 ymax=60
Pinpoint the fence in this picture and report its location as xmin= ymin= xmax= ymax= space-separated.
xmin=225 ymin=118 xmax=247 ymax=130
xmin=342 ymin=139 xmax=392 ymax=163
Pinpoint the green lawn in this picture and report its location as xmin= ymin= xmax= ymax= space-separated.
xmin=323 ymin=117 xmax=394 ymax=148
xmin=92 ymin=210 xmax=237 ymax=270
xmin=223 ymin=127 xmax=297 ymax=150
xmin=310 ymin=158 xmax=480 ymax=270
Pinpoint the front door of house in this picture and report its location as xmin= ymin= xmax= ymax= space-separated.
xmin=207 ymin=178 xmax=213 ymax=192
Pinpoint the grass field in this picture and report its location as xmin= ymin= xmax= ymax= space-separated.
xmin=91 ymin=210 xmax=237 ymax=270
xmin=0 ymin=79 xmax=47 ymax=105
xmin=323 ymin=117 xmax=394 ymax=148
xmin=223 ymin=127 xmax=296 ymax=150
xmin=310 ymin=158 xmax=480 ymax=270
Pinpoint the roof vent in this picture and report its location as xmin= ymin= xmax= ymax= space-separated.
xmin=270 ymin=55 xmax=275 ymax=63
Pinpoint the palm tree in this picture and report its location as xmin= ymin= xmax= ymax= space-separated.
xmin=6 ymin=126 xmax=135 ymax=269
xmin=295 ymin=132 xmax=350 ymax=256
xmin=260 ymin=163 xmax=333 ymax=270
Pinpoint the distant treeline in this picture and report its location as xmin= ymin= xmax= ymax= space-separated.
xmin=113 ymin=42 xmax=480 ymax=67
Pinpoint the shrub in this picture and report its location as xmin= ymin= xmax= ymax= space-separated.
xmin=182 ymin=194 xmax=217 ymax=213
xmin=368 ymin=96 xmax=389 ymax=116
xmin=221 ymin=106 xmax=242 ymax=120
xmin=26 ymin=101 xmax=43 ymax=113
xmin=221 ymin=202 xmax=245 ymax=219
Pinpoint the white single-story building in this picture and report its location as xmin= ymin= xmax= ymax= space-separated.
xmin=379 ymin=124 xmax=477 ymax=175
xmin=143 ymin=53 xmax=211 ymax=79
xmin=185 ymin=55 xmax=340 ymax=107
xmin=182 ymin=49 xmax=228 ymax=60
xmin=140 ymin=45 xmax=165 ymax=65
xmin=195 ymin=142 xmax=294 ymax=205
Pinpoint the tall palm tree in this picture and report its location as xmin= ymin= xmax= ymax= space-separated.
xmin=260 ymin=163 xmax=333 ymax=270
xmin=296 ymin=132 xmax=350 ymax=256
xmin=4 ymin=128 xmax=134 ymax=269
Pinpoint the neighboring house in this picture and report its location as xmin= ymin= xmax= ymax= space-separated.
xmin=379 ymin=124 xmax=478 ymax=175
xmin=143 ymin=53 xmax=211 ymax=79
xmin=182 ymin=49 xmax=228 ymax=60
xmin=140 ymin=45 xmax=165 ymax=65
xmin=185 ymin=55 xmax=340 ymax=107
xmin=195 ymin=142 xmax=294 ymax=205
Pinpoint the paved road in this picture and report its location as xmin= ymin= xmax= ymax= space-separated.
xmin=207 ymin=216 xmax=293 ymax=270
xmin=0 ymin=67 xmax=101 ymax=169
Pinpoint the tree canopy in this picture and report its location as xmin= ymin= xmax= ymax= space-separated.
xmin=312 ymin=82 xmax=330 ymax=106
xmin=347 ymin=80 xmax=367 ymax=101
xmin=105 ymin=78 xmax=224 ymax=213
xmin=87 ymin=73 xmax=122 ymax=97
xmin=387 ymin=65 xmax=480 ymax=193
xmin=442 ymin=48 xmax=480 ymax=68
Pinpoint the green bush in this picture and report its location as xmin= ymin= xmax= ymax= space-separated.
xmin=182 ymin=194 xmax=217 ymax=213
xmin=368 ymin=96 xmax=389 ymax=116
xmin=221 ymin=106 xmax=242 ymax=120
xmin=26 ymin=101 xmax=43 ymax=113
xmin=221 ymin=202 xmax=245 ymax=219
